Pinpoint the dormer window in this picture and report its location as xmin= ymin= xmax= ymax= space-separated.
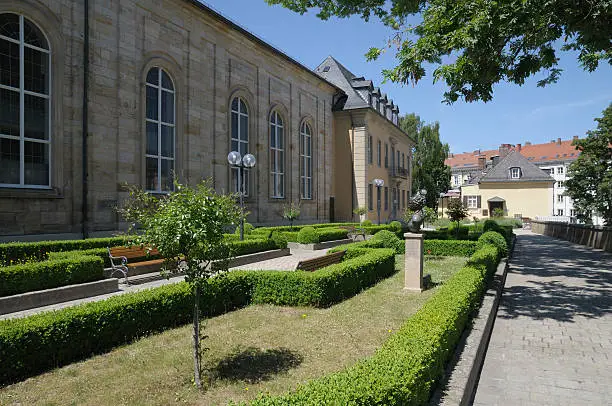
xmin=510 ymin=167 xmax=521 ymax=179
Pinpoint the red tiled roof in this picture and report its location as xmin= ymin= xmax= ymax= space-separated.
xmin=446 ymin=138 xmax=580 ymax=168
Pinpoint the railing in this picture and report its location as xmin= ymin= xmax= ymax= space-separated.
xmin=389 ymin=167 xmax=409 ymax=179
xmin=531 ymin=221 xmax=611 ymax=252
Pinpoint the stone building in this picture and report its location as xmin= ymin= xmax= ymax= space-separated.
xmin=0 ymin=0 xmax=412 ymax=239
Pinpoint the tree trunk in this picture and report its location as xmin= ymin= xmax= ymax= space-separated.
xmin=193 ymin=285 xmax=202 ymax=389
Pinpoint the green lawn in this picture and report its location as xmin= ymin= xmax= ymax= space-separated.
xmin=0 ymin=256 xmax=467 ymax=406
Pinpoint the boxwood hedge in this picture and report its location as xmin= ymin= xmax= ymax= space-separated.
xmin=249 ymin=244 xmax=501 ymax=406
xmin=0 ymin=253 xmax=104 ymax=297
xmin=0 ymin=247 xmax=395 ymax=385
xmin=330 ymin=238 xmax=478 ymax=257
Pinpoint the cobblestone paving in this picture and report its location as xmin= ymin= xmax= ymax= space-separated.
xmin=473 ymin=231 xmax=612 ymax=405
xmin=230 ymin=248 xmax=325 ymax=271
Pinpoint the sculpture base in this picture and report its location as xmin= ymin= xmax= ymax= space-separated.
xmin=403 ymin=232 xmax=424 ymax=292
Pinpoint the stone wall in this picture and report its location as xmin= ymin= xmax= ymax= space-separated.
xmin=531 ymin=221 xmax=611 ymax=252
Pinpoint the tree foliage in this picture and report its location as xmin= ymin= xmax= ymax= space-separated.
xmin=267 ymin=0 xmax=612 ymax=103
xmin=119 ymin=180 xmax=241 ymax=388
xmin=565 ymin=104 xmax=612 ymax=225
xmin=446 ymin=198 xmax=469 ymax=236
xmin=401 ymin=113 xmax=450 ymax=209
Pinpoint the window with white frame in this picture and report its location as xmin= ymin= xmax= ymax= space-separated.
xmin=230 ymin=97 xmax=249 ymax=195
xmin=377 ymin=139 xmax=381 ymax=167
xmin=467 ymin=195 xmax=478 ymax=208
xmin=557 ymin=209 xmax=564 ymax=216
xmin=453 ymin=175 xmax=460 ymax=186
xmin=0 ymin=13 xmax=51 ymax=188
xmin=557 ymin=166 xmax=564 ymax=175
xmin=557 ymin=194 xmax=563 ymax=203
xmin=269 ymin=110 xmax=284 ymax=198
xmin=510 ymin=167 xmax=521 ymax=179
xmin=300 ymin=121 xmax=312 ymax=199
xmin=145 ymin=67 xmax=175 ymax=192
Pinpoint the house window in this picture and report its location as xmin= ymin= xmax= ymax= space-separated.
xmin=510 ymin=167 xmax=521 ymax=179
xmin=402 ymin=189 xmax=405 ymax=208
xmin=146 ymin=67 xmax=175 ymax=192
xmin=557 ymin=167 xmax=564 ymax=175
xmin=368 ymin=183 xmax=373 ymax=210
xmin=230 ymin=97 xmax=249 ymax=195
xmin=0 ymin=13 xmax=51 ymax=188
xmin=377 ymin=139 xmax=381 ymax=167
xmin=384 ymin=186 xmax=388 ymax=210
xmin=384 ymin=143 xmax=388 ymax=168
xmin=300 ymin=121 xmax=313 ymax=199
xmin=402 ymin=153 xmax=405 ymax=169
xmin=367 ymin=135 xmax=373 ymax=164
xmin=396 ymin=150 xmax=400 ymax=172
xmin=269 ymin=110 xmax=284 ymax=198
xmin=557 ymin=209 xmax=564 ymax=216
xmin=557 ymin=181 xmax=565 ymax=188
xmin=557 ymin=194 xmax=563 ymax=203
xmin=391 ymin=146 xmax=395 ymax=172
xmin=453 ymin=175 xmax=460 ymax=186
xmin=467 ymin=195 xmax=478 ymax=208
xmin=570 ymin=209 xmax=577 ymax=217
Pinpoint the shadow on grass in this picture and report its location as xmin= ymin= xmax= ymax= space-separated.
xmin=209 ymin=347 xmax=303 ymax=384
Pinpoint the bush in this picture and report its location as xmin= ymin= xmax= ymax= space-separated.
xmin=229 ymin=239 xmax=278 ymax=257
xmin=483 ymin=219 xmax=503 ymax=234
xmin=389 ymin=220 xmax=402 ymax=232
xmin=371 ymin=230 xmax=404 ymax=254
xmin=0 ymin=254 xmax=104 ymax=297
xmin=0 ymin=247 xmax=395 ymax=385
xmin=270 ymin=231 xmax=288 ymax=249
xmin=297 ymin=226 xmax=320 ymax=244
xmin=251 ymin=244 xmax=501 ymax=406
xmin=362 ymin=219 xmax=373 ymax=227
xmin=424 ymin=240 xmax=478 ymax=257
xmin=477 ymin=231 xmax=508 ymax=257
xmin=234 ymin=222 xmax=255 ymax=235
xmin=0 ymin=236 xmax=128 ymax=266
xmin=316 ymin=227 xmax=349 ymax=242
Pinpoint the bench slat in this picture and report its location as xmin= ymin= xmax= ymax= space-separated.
xmin=296 ymin=250 xmax=346 ymax=272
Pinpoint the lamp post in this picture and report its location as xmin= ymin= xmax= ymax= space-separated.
xmin=227 ymin=151 xmax=256 ymax=240
xmin=373 ymin=178 xmax=384 ymax=225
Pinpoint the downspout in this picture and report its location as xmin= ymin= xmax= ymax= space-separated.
xmin=81 ymin=0 xmax=90 ymax=238
xmin=349 ymin=113 xmax=355 ymax=220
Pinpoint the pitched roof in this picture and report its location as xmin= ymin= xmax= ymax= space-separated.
xmin=315 ymin=56 xmax=371 ymax=110
xmin=478 ymin=150 xmax=555 ymax=183
xmin=445 ymin=138 xmax=581 ymax=168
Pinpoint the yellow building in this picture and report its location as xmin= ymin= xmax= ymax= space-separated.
xmin=315 ymin=57 xmax=415 ymax=222
xmin=460 ymin=150 xmax=554 ymax=219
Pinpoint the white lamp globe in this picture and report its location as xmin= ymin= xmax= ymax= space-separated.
xmin=227 ymin=151 xmax=242 ymax=166
xmin=242 ymin=153 xmax=256 ymax=168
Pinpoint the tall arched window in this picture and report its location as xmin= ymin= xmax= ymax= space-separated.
xmin=230 ymin=96 xmax=249 ymax=194
xmin=145 ymin=67 xmax=175 ymax=192
xmin=269 ymin=110 xmax=284 ymax=198
xmin=0 ymin=13 xmax=51 ymax=188
xmin=300 ymin=121 xmax=312 ymax=199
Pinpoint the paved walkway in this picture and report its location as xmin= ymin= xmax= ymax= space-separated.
xmin=473 ymin=231 xmax=612 ymax=405
xmin=1 ymin=248 xmax=329 ymax=320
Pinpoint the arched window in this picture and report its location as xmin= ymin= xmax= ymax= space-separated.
xmin=299 ymin=121 xmax=312 ymax=199
xmin=269 ymin=110 xmax=284 ymax=198
xmin=145 ymin=67 xmax=175 ymax=192
xmin=230 ymin=97 xmax=249 ymax=194
xmin=0 ymin=13 xmax=51 ymax=188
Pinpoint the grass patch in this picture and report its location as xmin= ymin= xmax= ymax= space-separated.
xmin=0 ymin=256 xmax=467 ymax=406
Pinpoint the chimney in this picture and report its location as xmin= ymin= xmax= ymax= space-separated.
xmin=499 ymin=143 xmax=512 ymax=158
xmin=516 ymin=143 xmax=522 ymax=152
xmin=491 ymin=155 xmax=500 ymax=167
xmin=557 ymin=137 xmax=561 ymax=145
xmin=573 ymin=135 xmax=579 ymax=141
xmin=525 ymin=141 xmax=532 ymax=146
xmin=478 ymin=156 xmax=486 ymax=170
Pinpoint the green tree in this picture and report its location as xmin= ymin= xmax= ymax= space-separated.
xmin=353 ymin=206 xmax=368 ymax=225
xmin=401 ymin=113 xmax=451 ymax=209
xmin=565 ymin=104 xmax=612 ymax=225
xmin=282 ymin=201 xmax=301 ymax=230
xmin=120 ymin=180 xmax=241 ymax=389
xmin=446 ymin=198 xmax=469 ymax=238
xmin=267 ymin=0 xmax=612 ymax=103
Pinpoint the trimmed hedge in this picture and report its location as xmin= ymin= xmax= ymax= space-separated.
xmin=0 ymin=236 xmax=128 ymax=266
xmin=424 ymin=240 xmax=478 ymax=257
xmin=230 ymin=239 xmax=279 ymax=257
xmin=297 ymin=227 xmax=319 ymax=244
xmin=315 ymin=227 xmax=349 ymax=242
xmin=370 ymin=230 xmax=404 ymax=254
xmin=477 ymin=231 xmax=508 ymax=257
xmin=0 ymin=247 xmax=396 ymax=385
xmin=250 ymin=244 xmax=501 ymax=406
xmin=0 ymin=253 xmax=104 ymax=297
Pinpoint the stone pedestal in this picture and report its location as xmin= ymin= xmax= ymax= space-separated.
xmin=404 ymin=232 xmax=424 ymax=292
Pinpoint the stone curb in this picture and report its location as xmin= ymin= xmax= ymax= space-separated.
xmin=430 ymin=236 xmax=516 ymax=406
xmin=0 ymin=278 xmax=119 ymax=315
xmin=227 ymin=248 xmax=291 ymax=267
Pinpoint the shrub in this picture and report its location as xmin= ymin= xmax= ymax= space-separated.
xmin=483 ymin=219 xmax=503 ymax=234
xmin=389 ymin=220 xmax=402 ymax=232
xmin=0 ymin=254 xmax=104 ymax=297
xmin=424 ymin=240 xmax=478 ymax=257
xmin=229 ymin=239 xmax=278 ymax=257
xmin=371 ymin=230 xmax=404 ymax=254
xmin=423 ymin=230 xmax=450 ymax=240
xmin=316 ymin=227 xmax=349 ymax=242
xmin=270 ymin=231 xmax=288 ymax=249
xmin=0 ymin=247 xmax=395 ymax=385
xmin=297 ymin=226 xmax=320 ymax=244
xmin=0 ymin=236 xmax=128 ymax=266
xmin=477 ymin=231 xmax=508 ymax=257
xmin=362 ymin=219 xmax=373 ymax=227
xmin=234 ymin=222 xmax=255 ymax=235
xmin=251 ymin=244 xmax=501 ymax=406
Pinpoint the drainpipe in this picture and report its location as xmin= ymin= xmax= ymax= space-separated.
xmin=81 ymin=0 xmax=90 ymax=238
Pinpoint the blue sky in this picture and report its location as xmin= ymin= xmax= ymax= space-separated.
xmin=203 ymin=0 xmax=612 ymax=154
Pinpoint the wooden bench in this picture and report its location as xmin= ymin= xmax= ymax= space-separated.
xmin=295 ymin=250 xmax=346 ymax=272
xmin=340 ymin=226 xmax=367 ymax=241
xmin=107 ymin=246 xmax=163 ymax=284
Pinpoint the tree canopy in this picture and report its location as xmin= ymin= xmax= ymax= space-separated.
xmin=565 ymin=104 xmax=612 ymax=225
xmin=400 ymin=113 xmax=450 ymax=209
xmin=267 ymin=0 xmax=612 ymax=103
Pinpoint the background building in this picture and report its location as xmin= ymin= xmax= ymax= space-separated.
xmin=0 ymin=0 xmax=412 ymax=239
